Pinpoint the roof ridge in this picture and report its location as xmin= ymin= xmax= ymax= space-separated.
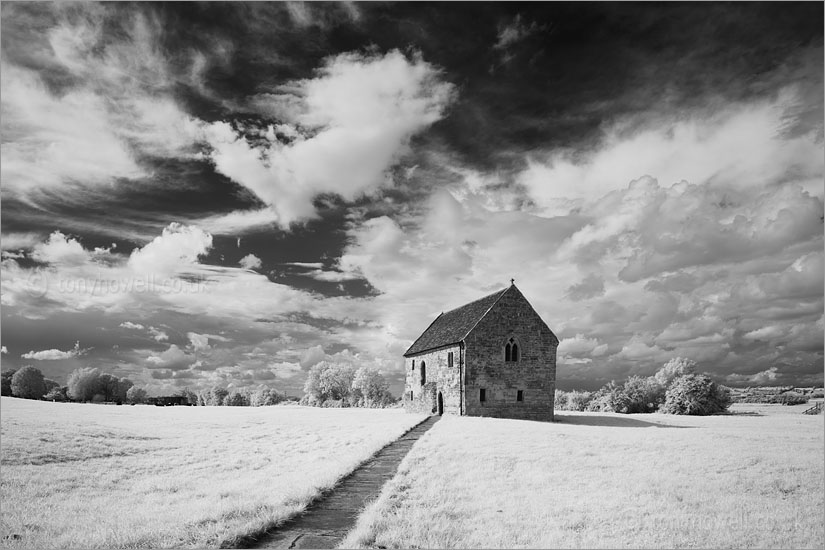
xmin=441 ymin=287 xmax=507 ymax=316
xmin=403 ymin=311 xmax=444 ymax=357
xmin=459 ymin=285 xmax=510 ymax=341
xmin=403 ymin=285 xmax=517 ymax=356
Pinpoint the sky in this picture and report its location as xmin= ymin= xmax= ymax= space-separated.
xmin=1 ymin=1 xmax=823 ymax=396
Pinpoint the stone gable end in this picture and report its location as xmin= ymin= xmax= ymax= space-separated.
xmin=403 ymin=285 xmax=558 ymax=421
xmin=463 ymin=286 xmax=558 ymax=420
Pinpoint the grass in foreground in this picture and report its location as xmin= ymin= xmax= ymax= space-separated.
xmin=0 ymin=397 xmax=426 ymax=548
xmin=341 ymin=403 xmax=824 ymax=549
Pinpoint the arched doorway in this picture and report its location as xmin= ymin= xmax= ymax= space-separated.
xmin=437 ymin=392 xmax=444 ymax=415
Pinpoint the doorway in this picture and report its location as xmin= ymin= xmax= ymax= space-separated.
xmin=437 ymin=392 xmax=444 ymax=415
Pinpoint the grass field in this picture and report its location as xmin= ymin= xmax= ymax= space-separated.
xmin=0 ymin=397 xmax=426 ymax=548
xmin=342 ymin=403 xmax=824 ymax=549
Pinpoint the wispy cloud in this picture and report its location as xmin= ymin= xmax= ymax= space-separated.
xmin=1 ymin=5 xmax=201 ymax=203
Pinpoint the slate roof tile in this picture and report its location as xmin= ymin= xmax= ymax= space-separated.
xmin=403 ymin=286 xmax=509 ymax=356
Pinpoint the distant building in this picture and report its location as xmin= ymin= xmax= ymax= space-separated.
xmin=403 ymin=281 xmax=559 ymax=421
xmin=145 ymin=395 xmax=188 ymax=406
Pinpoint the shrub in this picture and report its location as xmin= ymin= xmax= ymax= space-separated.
xmin=67 ymin=367 xmax=102 ymax=402
xmin=321 ymin=399 xmax=348 ymax=408
xmin=250 ymin=388 xmax=285 ymax=407
xmin=175 ymin=388 xmax=198 ymax=406
xmin=1 ymin=369 xmax=17 ymax=396
xmin=554 ymin=390 xmax=569 ymax=409
xmin=303 ymin=362 xmax=356 ymax=404
xmin=351 ymin=367 xmax=394 ymax=407
xmin=777 ymin=392 xmax=808 ymax=406
xmin=223 ymin=391 xmax=249 ymax=406
xmin=11 ymin=366 xmax=47 ymax=400
xmin=654 ymin=357 xmax=696 ymax=388
xmin=300 ymin=394 xmax=320 ymax=407
xmin=126 ymin=386 xmax=147 ymax=404
xmin=207 ymin=387 xmax=228 ymax=406
xmin=587 ymin=381 xmax=631 ymax=413
xmin=660 ymin=374 xmax=731 ymax=415
xmin=622 ymin=376 xmax=666 ymax=413
xmin=565 ymin=390 xmax=593 ymax=411
xmin=44 ymin=385 xmax=69 ymax=402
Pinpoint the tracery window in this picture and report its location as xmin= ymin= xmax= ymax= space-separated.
xmin=505 ymin=337 xmax=519 ymax=362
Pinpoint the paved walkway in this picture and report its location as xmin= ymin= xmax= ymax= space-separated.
xmin=243 ymin=415 xmax=440 ymax=549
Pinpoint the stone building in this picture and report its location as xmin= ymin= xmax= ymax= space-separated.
xmin=403 ymin=281 xmax=559 ymax=421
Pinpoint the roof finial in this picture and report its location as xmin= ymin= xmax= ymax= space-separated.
xmin=510 ymin=278 xmax=515 ymax=286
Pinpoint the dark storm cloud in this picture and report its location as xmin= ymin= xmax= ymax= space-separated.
xmin=1 ymin=2 xmax=822 ymax=395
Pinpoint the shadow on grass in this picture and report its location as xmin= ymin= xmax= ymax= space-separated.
xmin=555 ymin=414 xmax=693 ymax=428
xmin=721 ymin=410 xmax=764 ymax=417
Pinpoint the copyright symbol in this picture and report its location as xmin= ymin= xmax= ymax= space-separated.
xmin=26 ymin=270 xmax=49 ymax=298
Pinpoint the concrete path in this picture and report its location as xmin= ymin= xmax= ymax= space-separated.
xmin=242 ymin=415 xmax=440 ymax=549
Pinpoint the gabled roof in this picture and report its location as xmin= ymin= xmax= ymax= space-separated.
xmin=404 ymin=286 xmax=510 ymax=357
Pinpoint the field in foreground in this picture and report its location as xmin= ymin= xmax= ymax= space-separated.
xmin=0 ymin=398 xmax=426 ymax=548
xmin=342 ymin=403 xmax=824 ymax=549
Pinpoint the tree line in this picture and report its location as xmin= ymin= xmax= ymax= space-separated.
xmin=554 ymin=358 xmax=733 ymax=415
xmin=0 ymin=362 xmax=398 ymax=409
xmin=301 ymin=362 xmax=396 ymax=408
xmin=1 ymin=366 xmax=146 ymax=404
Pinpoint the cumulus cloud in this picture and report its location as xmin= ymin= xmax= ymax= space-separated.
xmin=726 ymin=366 xmax=781 ymax=386
xmin=617 ymin=338 xmax=666 ymax=362
xmin=3 ymin=224 xmax=212 ymax=315
xmin=148 ymin=327 xmax=169 ymax=342
xmin=31 ymin=231 xmax=99 ymax=266
xmin=239 ymin=254 xmax=262 ymax=270
xmin=520 ymin=89 xmax=824 ymax=210
xmin=21 ymin=341 xmax=87 ymax=360
xmin=558 ymin=334 xmax=609 ymax=357
xmin=1 ymin=232 xmax=43 ymax=251
xmin=565 ymin=274 xmax=605 ymax=301
xmin=202 ymin=49 xmax=455 ymax=228
xmin=145 ymin=344 xmax=196 ymax=370
xmin=187 ymin=332 xmax=210 ymax=352
xmin=119 ymin=321 xmax=145 ymax=330
xmin=299 ymin=345 xmax=326 ymax=370
xmin=128 ymin=223 xmax=212 ymax=276
xmin=1 ymin=346 xmax=8 ymax=354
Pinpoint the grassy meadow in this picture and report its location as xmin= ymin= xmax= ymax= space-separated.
xmin=0 ymin=397 xmax=426 ymax=548
xmin=342 ymin=403 xmax=824 ymax=549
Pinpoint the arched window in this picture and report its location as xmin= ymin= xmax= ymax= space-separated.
xmin=420 ymin=362 xmax=426 ymax=385
xmin=505 ymin=337 xmax=519 ymax=362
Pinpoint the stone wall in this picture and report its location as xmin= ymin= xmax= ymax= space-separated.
xmin=403 ymin=344 xmax=462 ymax=415
xmin=463 ymin=286 xmax=558 ymax=421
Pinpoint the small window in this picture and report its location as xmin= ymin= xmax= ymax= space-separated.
xmin=448 ymin=352 xmax=453 ymax=368
xmin=480 ymin=388 xmax=486 ymax=402
xmin=517 ymin=390 xmax=523 ymax=402
xmin=411 ymin=360 xmax=415 ymax=371
xmin=409 ymin=391 xmax=413 ymax=401
xmin=420 ymin=362 xmax=426 ymax=385
xmin=505 ymin=337 xmax=519 ymax=362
